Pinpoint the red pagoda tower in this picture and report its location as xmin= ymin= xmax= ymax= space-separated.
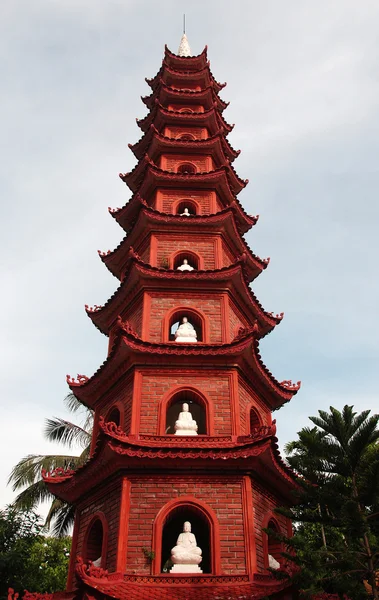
xmin=43 ymin=35 xmax=301 ymax=600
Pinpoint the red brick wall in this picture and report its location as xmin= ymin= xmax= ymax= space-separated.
xmin=76 ymin=479 xmax=122 ymax=572
xmin=127 ymin=475 xmax=246 ymax=575
xmin=164 ymin=126 xmax=208 ymax=140
xmin=159 ymin=190 xmax=213 ymax=214
xmin=124 ymin=296 xmax=144 ymax=338
xmin=238 ymin=378 xmax=270 ymax=434
xmin=147 ymin=293 xmax=223 ymax=343
xmin=228 ymin=302 xmax=246 ymax=342
xmin=221 ymin=240 xmax=235 ymax=267
xmin=98 ymin=374 xmax=134 ymax=434
xmin=138 ymin=370 xmax=233 ymax=435
xmin=156 ymin=235 xmax=216 ymax=270
xmin=251 ymin=480 xmax=289 ymax=572
xmin=161 ymin=155 xmax=210 ymax=173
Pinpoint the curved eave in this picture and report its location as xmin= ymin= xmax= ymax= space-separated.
xmin=137 ymin=102 xmax=233 ymax=135
xmin=121 ymin=156 xmax=246 ymax=196
xmin=110 ymin=192 xmax=256 ymax=235
xmin=146 ymin=63 xmax=226 ymax=94
xmin=75 ymin=567 xmax=293 ymax=600
xmin=43 ymin=425 xmax=298 ymax=504
xmin=142 ymin=81 xmax=228 ymax=113
xmin=101 ymin=206 xmax=264 ymax=282
xmin=164 ymin=44 xmax=208 ymax=71
xmin=66 ymin=328 xmax=299 ymax=407
xmin=86 ymin=259 xmax=279 ymax=336
xmin=130 ymin=125 xmax=239 ymax=163
xmin=119 ymin=164 xmax=242 ymax=206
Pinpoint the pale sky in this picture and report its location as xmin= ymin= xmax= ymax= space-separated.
xmin=1 ymin=0 xmax=379 ymax=512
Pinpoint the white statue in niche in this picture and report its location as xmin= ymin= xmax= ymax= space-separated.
xmin=174 ymin=317 xmax=197 ymax=343
xmin=268 ymin=554 xmax=280 ymax=570
xmin=170 ymin=521 xmax=203 ymax=573
xmin=175 ymin=403 xmax=198 ymax=436
xmin=180 ymin=207 xmax=191 ymax=216
xmin=177 ymin=259 xmax=194 ymax=271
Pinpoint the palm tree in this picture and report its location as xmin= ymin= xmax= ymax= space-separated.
xmin=284 ymin=405 xmax=379 ymax=599
xmin=8 ymin=394 xmax=93 ymax=537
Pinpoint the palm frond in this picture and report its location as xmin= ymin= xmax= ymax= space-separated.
xmin=12 ymin=479 xmax=55 ymax=510
xmin=50 ymin=502 xmax=76 ymax=537
xmin=64 ymin=392 xmax=84 ymax=413
xmin=44 ymin=417 xmax=91 ymax=449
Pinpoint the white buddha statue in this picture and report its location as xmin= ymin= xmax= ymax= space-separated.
xmin=170 ymin=521 xmax=202 ymax=573
xmin=268 ymin=554 xmax=280 ymax=570
xmin=177 ymin=259 xmax=194 ymax=272
xmin=175 ymin=403 xmax=198 ymax=436
xmin=180 ymin=207 xmax=191 ymax=216
xmin=174 ymin=317 xmax=197 ymax=343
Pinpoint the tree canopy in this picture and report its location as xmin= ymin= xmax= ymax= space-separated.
xmin=279 ymin=405 xmax=379 ymax=599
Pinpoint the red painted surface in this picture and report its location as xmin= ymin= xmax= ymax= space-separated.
xmin=47 ymin=42 xmax=301 ymax=600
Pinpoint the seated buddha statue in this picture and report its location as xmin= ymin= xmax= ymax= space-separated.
xmin=170 ymin=521 xmax=202 ymax=573
xmin=174 ymin=403 xmax=198 ymax=436
xmin=174 ymin=317 xmax=197 ymax=343
xmin=180 ymin=207 xmax=191 ymax=216
xmin=177 ymin=259 xmax=194 ymax=271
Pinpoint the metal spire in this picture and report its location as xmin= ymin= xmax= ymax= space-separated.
xmin=178 ymin=14 xmax=191 ymax=57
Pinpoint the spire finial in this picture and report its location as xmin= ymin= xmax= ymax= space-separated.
xmin=183 ymin=13 xmax=186 ymax=34
xmin=178 ymin=33 xmax=191 ymax=57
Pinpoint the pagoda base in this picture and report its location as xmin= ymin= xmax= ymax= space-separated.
xmin=170 ymin=564 xmax=203 ymax=573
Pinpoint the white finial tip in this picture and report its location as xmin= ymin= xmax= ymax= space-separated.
xmin=178 ymin=33 xmax=191 ymax=57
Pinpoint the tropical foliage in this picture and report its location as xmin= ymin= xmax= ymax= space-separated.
xmin=0 ymin=506 xmax=71 ymax=597
xmin=8 ymin=394 xmax=92 ymax=536
xmin=278 ymin=405 xmax=379 ymax=599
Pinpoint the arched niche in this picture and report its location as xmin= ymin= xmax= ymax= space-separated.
xmin=262 ymin=514 xmax=283 ymax=570
xmin=178 ymin=108 xmax=194 ymax=114
xmin=159 ymin=387 xmax=212 ymax=436
xmin=83 ymin=513 xmax=108 ymax=568
xmin=106 ymin=405 xmax=121 ymax=427
xmin=174 ymin=198 xmax=200 ymax=216
xmin=177 ymin=133 xmax=196 ymax=140
xmin=177 ymin=162 xmax=197 ymax=174
xmin=249 ymin=406 xmax=262 ymax=433
xmin=170 ymin=250 xmax=202 ymax=271
xmin=152 ymin=497 xmax=221 ymax=575
xmin=163 ymin=307 xmax=208 ymax=343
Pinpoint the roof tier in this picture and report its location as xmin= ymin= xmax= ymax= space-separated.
xmin=142 ymin=81 xmax=228 ymax=113
xmin=66 ymin=326 xmax=300 ymax=409
xmin=43 ymin=419 xmax=298 ymax=504
xmin=163 ymin=44 xmax=208 ymax=71
xmin=108 ymin=195 xmax=258 ymax=235
xmin=120 ymin=155 xmax=246 ymax=196
xmin=85 ymin=257 xmax=280 ymax=337
xmin=137 ymin=102 xmax=233 ymax=135
xmin=130 ymin=125 xmax=239 ymax=163
xmin=146 ymin=63 xmax=226 ymax=94
xmin=99 ymin=206 xmax=265 ymax=282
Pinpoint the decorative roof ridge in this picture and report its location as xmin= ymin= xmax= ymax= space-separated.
xmin=141 ymin=80 xmax=229 ymax=111
xmin=137 ymin=100 xmax=234 ymax=134
xmin=66 ymin=326 xmax=258 ymax=391
xmin=99 ymin=416 xmax=277 ymax=447
xmin=146 ymin=62 xmax=226 ymax=92
xmin=252 ymin=337 xmax=301 ymax=400
xmin=99 ymin=207 xmax=261 ymax=275
xmin=119 ymin=161 xmax=241 ymax=197
xmin=88 ymin=252 xmax=276 ymax=333
xmin=129 ymin=124 xmax=239 ymax=162
xmin=270 ymin=436 xmax=300 ymax=485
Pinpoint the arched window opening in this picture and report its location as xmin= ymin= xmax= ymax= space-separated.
xmin=176 ymin=200 xmax=197 ymax=216
xmin=177 ymin=133 xmax=196 ymax=141
xmin=165 ymin=390 xmax=207 ymax=435
xmin=249 ymin=407 xmax=262 ymax=433
xmin=160 ymin=506 xmax=211 ymax=573
xmin=178 ymin=108 xmax=194 ymax=114
xmin=177 ymin=162 xmax=197 ymax=174
xmin=173 ymin=251 xmax=199 ymax=271
xmin=106 ymin=406 xmax=121 ymax=427
xmin=168 ymin=309 xmax=203 ymax=343
xmin=267 ymin=519 xmax=282 ymax=569
xmin=84 ymin=519 xmax=104 ymax=565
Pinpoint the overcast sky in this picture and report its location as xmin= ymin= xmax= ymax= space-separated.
xmin=1 ymin=0 xmax=379 ymax=512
